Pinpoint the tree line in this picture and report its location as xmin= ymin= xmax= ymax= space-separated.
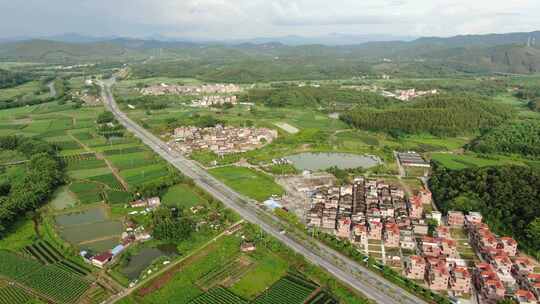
xmin=241 ymin=85 xmax=397 ymax=108
xmin=0 ymin=136 xmax=64 ymax=236
xmin=0 ymin=69 xmax=32 ymax=89
xmin=429 ymin=163 xmax=540 ymax=257
xmin=341 ymin=94 xmax=513 ymax=136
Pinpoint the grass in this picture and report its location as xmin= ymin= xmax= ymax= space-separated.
xmin=162 ymin=184 xmax=204 ymax=209
xmin=430 ymin=152 xmax=526 ymax=170
xmin=68 ymin=166 xmax=112 ymax=179
xmin=0 ymin=219 xmax=37 ymax=251
xmin=120 ymin=163 xmax=170 ymax=188
xmin=0 ymin=81 xmax=43 ymax=101
xmin=50 ymin=186 xmax=77 ymax=210
xmin=209 ymin=166 xmax=284 ymax=202
xmin=230 ymin=249 xmax=289 ymax=300
xmin=129 ymin=235 xmax=242 ymax=304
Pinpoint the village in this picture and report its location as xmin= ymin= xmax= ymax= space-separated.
xmin=342 ymin=84 xmax=439 ymax=101
xmin=298 ymin=176 xmax=540 ymax=304
xmin=139 ymin=83 xmax=243 ymax=96
xmin=168 ymin=125 xmax=278 ymax=155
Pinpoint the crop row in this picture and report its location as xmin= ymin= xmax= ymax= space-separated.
xmin=189 ymin=287 xmax=248 ymax=304
xmin=0 ymin=251 xmax=41 ymax=280
xmin=0 ymin=284 xmax=32 ymax=304
xmin=24 ymin=240 xmax=63 ymax=265
xmin=307 ymin=291 xmax=338 ymax=304
xmin=197 ymin=258 xmax=251 ymax=288
xmin=61 ymin=153 xmax=97 ymax=163
xmin=252 ymin=276 xmax=316 ymax=304
xmin=22 ymin=264 xmax=90 ymax=304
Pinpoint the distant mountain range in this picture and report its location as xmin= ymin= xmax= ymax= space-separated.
xmin=1 ymin=30 xmax=539 ymax=74
xmin=0 ymin=32 xmax=417 ymax=46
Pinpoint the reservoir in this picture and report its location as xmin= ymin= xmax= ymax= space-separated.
xmin=285 ymin=152 xmax=381 ymax=171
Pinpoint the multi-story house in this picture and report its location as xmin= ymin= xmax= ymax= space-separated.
xmin=436 ymin=226 xmax=451 ymax=239
xmin=400 ymin=229 xmax=416 ymax=250
xmin=352 ymin=224 xmax=368 ymax=247
xmin=440 ymin=238 xmax=459 ymax=258
xmin=426 ymin=260 xmax=450 ymax=291
xmin=336 ymin=217 xmax=352 ymax=239
xmin=500 ymin=237 xmax=518 ymax=257
xmin=405 ymin=255 xmax=426 ymax=280
xmin=421 ymin=236 xmax=442 ymax=257
xmin=475 ymin=263 xmax=505 ymax=303
xmin=368 ymin=218 xmax=383 ymax=240
xmin=513 ymin=257 xmax=534 ymax=285
xmin=450 ymin=266 xmax=471 ymax=295
xmin=384 ymin=223 xmax=400 ymax=248
xmin=514 ymin=289 xmax=537 ymax=304
xmin=408 ymin=195 xmax=423 ymax=219
xmin=447 ymin=211 xmax=465 ymax=227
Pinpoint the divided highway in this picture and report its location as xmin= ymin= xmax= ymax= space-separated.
xmin=100 ymin=80 xmax=427 ymax=304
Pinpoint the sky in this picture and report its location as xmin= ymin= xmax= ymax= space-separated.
xmin=1 ymin=0 xmax=540 ymax=40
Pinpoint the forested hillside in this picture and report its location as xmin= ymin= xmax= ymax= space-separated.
xmin=469 ymin=120 xmax=540 ymax=157
xmin=0 ymin=136 xmax=64 ymax=235
xmin=341 ymin=94 xmax=513 ymax=136
xmin=429 ymin=164 xmax=540 ymax=256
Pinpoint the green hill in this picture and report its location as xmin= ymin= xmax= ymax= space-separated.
xmin=0 ymin=40 xmax=144 ymax=63
xmin=341 ymin=94 xmax=514 ymax=136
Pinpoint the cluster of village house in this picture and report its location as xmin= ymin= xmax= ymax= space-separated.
xmin=306 ymin=177 xmax=538 ymax=303
xmin=169 ymin=125 xmax=278 ymax=155
xmin=382 ymin=88 xmax=439 ymax=101
xmin=140 ymin=83 xmax=242 ymax=96
xmin=341 ymin=84 xmax=438 ymax=102
xmin=191 ymin=95 xmax=238 ymax=107
xmin=80 ymin=197 xmax=160 ymax=269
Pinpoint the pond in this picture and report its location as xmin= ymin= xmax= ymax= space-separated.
xmin=285 ymin=152 xmax=382 ymax=171
xmin=120 ymin=246 xmax=179 ymax=280
xmin=55 ymin=206 xmax=108 ymax=227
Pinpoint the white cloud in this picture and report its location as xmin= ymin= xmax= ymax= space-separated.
xmin=1 ymin=0 xmax=539 ymax=39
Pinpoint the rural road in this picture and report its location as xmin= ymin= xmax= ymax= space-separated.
xmin=47 ymin=81 xmax=56 ymax=98
xmin=100 ymin=79 xmax=427 ymax=304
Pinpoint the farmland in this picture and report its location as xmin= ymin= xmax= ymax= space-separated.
xmin=0 ymin=282 xmax=33 ymax=304
xmin=430 ymin=152 xmax=528 ymax=170
xmin=0 ymin=250 xmax=92 ymax=303
xmin=209 ymin=166 xmax=285 ymax=202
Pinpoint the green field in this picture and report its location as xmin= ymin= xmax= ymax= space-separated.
xmin=162 ymin=184 xmax=204 ymax=209
xmin=430 ymin=152 xmax=526 ymax=170
xmin=230 ymin=250 xmax=289 ymax=299
xmin=209 ymin=166 xmax=284 ymax=202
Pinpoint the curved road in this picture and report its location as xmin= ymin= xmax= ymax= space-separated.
xmin=100 ymin=79 xmax=427 ymax=304
xmin=47 ymin=81 xmax=56 ymax=98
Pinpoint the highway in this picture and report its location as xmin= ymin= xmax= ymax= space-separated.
xmin=100 ymin=79 xmax=427 ymax=304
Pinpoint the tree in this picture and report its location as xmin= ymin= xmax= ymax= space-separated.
xmin=152 ymin=207 xmax=194 ymax=242
xmin=527 ymin=218 xmax=540 ymax=250
xmin=448 ymin=193 xmax=482 ymax=213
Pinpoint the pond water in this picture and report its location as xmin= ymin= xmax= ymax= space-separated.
xmin=120 ymin=246 xmax=179 ymax=280
xmin=55 ymin=206 xmax=122 ymax=249
xmin=55 ymin=207 xmax=107 ymax=227
xmin=285 ymin=152 xmax=382 ymax=171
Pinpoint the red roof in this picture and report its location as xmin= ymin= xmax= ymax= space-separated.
xmin=93 ymin=252 xmax=113 ymax=262
xmin=515 ymin=289 xmax=536 ymax=301
xmin=500 ymin=237 xmax=517 ymax=245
